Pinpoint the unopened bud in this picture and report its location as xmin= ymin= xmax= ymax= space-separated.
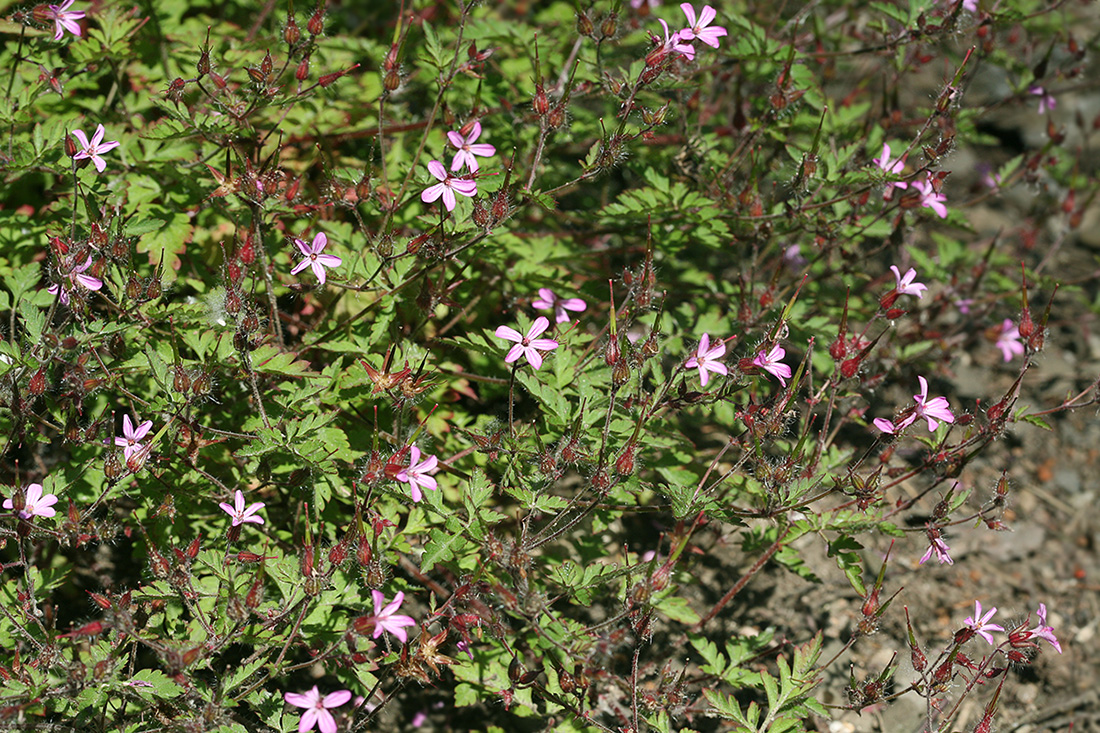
xmin=615 ymin=444 xmax=635 ymax=475
xmin=577 ymin=11 xmax=594 ymax=37
xmin=28 ymin=368 xmax=46 ymax=396
xmin=829 ymin=337 xmax=847 ymax=360
xmin=284 ymin=17 xmax=301 ymax=47
xmin=612 ymin=358 xmax=630 ymax=387
xmin=840 ymin=357 xmax=861 ymax=379
xmin=533 ymin=86 xmax=550 ymax=116
xmin=307 ymin=7 xmax=324 ymax=36
xmin=383 ymin=68 xmax=401 ymax=92
xmin=600 ymin=13 xmax=618 ymax=39
xmin=296 ymin=56 xmax=310 ymax=82
xmin=547 ymin=104 xmax=566 ymax=129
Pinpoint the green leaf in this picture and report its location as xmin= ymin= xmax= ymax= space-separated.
xmin=131 ymin=208 xmax=193 ymax=283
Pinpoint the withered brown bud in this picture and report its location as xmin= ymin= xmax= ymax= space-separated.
xmin=612 ymin=358 xmax=630 ymax=387
xmin=600 ymin=12 xmax=618 ymax=39
xmin=576 ymin=11 xmax=594 ymax=38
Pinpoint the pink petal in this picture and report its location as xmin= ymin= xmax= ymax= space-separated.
xmin=312 ymin=232 xmax=328 ymax=252
xmin=90 ymin=125 xmax=106 ymax=147
xmin=421 ymin=183 xmax=445 ymax=204
xmin=697 ymin=5 xmax=716 ymax=27
xmin=680 ymin=3 xmax=697 ymax=28
xmin=299 ymin=708 xmax=320 ymax=733
xmin=322 ymin=690 xmax=352 ymax=709
xmin=447 ymin=131 xmax=465 ymax=149
xmin=504 ymin=344 xmax=525 ymax=363
xmin=291 ymin=259 xmax=312 ymax=276
xmin=426 ymin=160 xmax=447 ymax=181
xmin=71 ymin=129 xmax=90 ymax=148
xmin=495 ymin=326 xmax=523 ymax=343
xmin=528 ymin=338 xmax=558 ymax=351
xmin=527 ymin=316 xmax=551 ymax=339
xmin=441 ymin=187 xmax=456 ymax=211
xmin=92 ymin=155 xmax=107 ymax=173
xmin=525 ymin=348 xmax=544 ymax=370
xmin=316 ymin=254 xmax=342 ymax=269
xmin=467 ymin=121 xmax=482 ymax=142
xmin=450 ymin=179 xmax=478 ymax=196
xmin=315 ymin=709 xmax=337 ymax=733
xmin=311 ymin=260 xmax=328 ymax=284
xmin=468 ymin=143 xmax=495 ymax=157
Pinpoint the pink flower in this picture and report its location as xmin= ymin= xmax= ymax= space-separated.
xmin=657 ymin=19 xmax=695 ymax=61
xmin=421 ymin=160 xmax=477 ymax=212
xmin=685 ymin=333 xmax=727 ymax=386
xmin=45 ymin=0 xmax=84 ymax=41
xmin=369 ymin=590 xmax=417 ymax=643
xmin=3 ymin=483 xmax=58 ymax=520
xmin=910 ymin=176 xmax=948 ymax=219
xmin=395 ymin=446 xmax=438 ymax=503
xmin=115 ymin=414 xmax=153 ymax=462
xmin=873 ymin=143 xmax=907 ymax=189
xmin=631 ymin=0 xmax=660 ymax=7
xmin=291 ymin=232 xmax=341 ymax=285
xmin=495 ymin=316 xmax=559 ymax=370
xmin=532 ymin=288 xmax=586 ymax=324
xmin=283 ymin=687 xmax=353 ymax=733
xmin=48 ymin=255 xmax=103 ymax=305
xmin=447 ymin=122 xmax=495 ymax=172
xmin=753 ymin=344 xmax=792 ymax=387
xmin=218 ymin=490 xmax=265 ymax=527
xmin=890 ymin=265 xmax=926 ymax=299
xmin=1016 ymin=603 xmax=1062 ymax=653
xmin=919 ymin=535 xmax=953 ymax=565
xmin=677 ymin=3 xmax=727 ymax=48
xmin=70 ymin=125 xmax=120 ymax=173
xmin=1029 ymin=85 xmax=1056 ymax=115
xmin=874 ymin=376 xmax=954 ymax=434
xmin=962 ymin=601 xmax=1004 ymax=646
xmin=995 ymin=319 xmax=1024 ymax=361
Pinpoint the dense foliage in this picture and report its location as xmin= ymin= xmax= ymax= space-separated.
xmin=0 ymin=0 xmax=1093 ymax=731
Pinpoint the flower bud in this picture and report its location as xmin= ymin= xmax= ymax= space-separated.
xmin=383 ymin=68 xmax=401 ymax=92
xmin=547 ymin=105 xmax=566 ymax=130
xmin=839 ymin=357 xmax=861 ymax=379
xmin=533 ymin=86 xmax=550 ymax=116
xmin=284 ymin=17 xmax=301 ymax=47
xmin=615 ymin=444 xmax=635 ymax=475
xmin=612 ymin=358 xmax=630 ymax=387
xmin=600 ymin=12 xmax=618 ymax=39
xmin=28 ymin=368 xmax=46 ymax=396
xmin=296 ymin=56 xmax=310 ymax=82
xmin=307 ymin=6 xmax=324 ymax=35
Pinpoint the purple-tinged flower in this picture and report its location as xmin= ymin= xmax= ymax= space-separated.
xmin=631 ymin=0 xmax=660 ymax=7
xmin=872 ymin=143 xmax=907 ymax=189
xmin=753 ymin=344 xmax=792 ymax=387
xmin=910 ymin=176 xmax=948 ymax=219
xmin=495 ymin=316 xmax=559 ymax=370
xmin=995 ymin=319 xmax=1024 ymax=362
xmin=3 ymin=483 xmax=58 ymax=519
xmin=874 ymin=376 xmax=954 ymax=434
xmin=48 ymin=255 xmax=103 ymax=305
xmin=115 ymin=414 xmax=153 ymax=462
xmin=1017 ymin=603 xmax=1062 ymax=653
xmin=657 ymin=19 xmax=695 ymax=61
xmin=395 ymin=446 xmax=438 ymax=503
xmin=955 ymin=298 xmax=975 ymax=314
xmin=532 ymin=288 xmax=586 ymax=324
xmin=70 ymin=125 xmax=120 ymax=173
xmin=447 ymin=122 xmax=495 ymax=173
xmin=1029 ymin=85 xmax=1056 ymax=115
xmin=369 ymin=590 xmax=417 ymax=643
xmin=890 ymin=265 xmax=927 ymax=299
xmin=677 ymin=3 xmax=727 ymax=48
xmin=284 ymin=687 xmax=353 ymax=733
xmin=962 ymin=601 xmax=1004 ymax=646
xmin=685 ymin=333 xmax=727 ymax=387
xmin=44 ymin=0 xmax=84 ymax=41
xmin=218 ymin=490 xmax=265 ymax=527
xmin=919 ymin=535 xmax=953 ymax=565
xmin=291 ymin=232 xmax=341 ymax=285
xmin=421 ymin=160 xmax=477 ymax=212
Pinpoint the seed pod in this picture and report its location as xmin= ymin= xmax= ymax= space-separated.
xmin=284 ymin=16 xmax=301 ymax=47
xmin=533 ymin=85 xmax=550 ymax=116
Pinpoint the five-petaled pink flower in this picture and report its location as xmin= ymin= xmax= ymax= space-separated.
xmin=3 ymin=483 xmax=58 ymax=520
xmin=48 ymin=255 xmax=103 ymax=305
xmin=753 ymin=344 xmax=792 ymax=387
xmin=70 ymin=125 xmax=120 ymax=173
xmin=677 ymin=3 xmax=727 ymax=48
xmin=910 ymin=176 xmax=948 ymax=219
xmin=291 ymin=232 xmax=341 ymax=285
xmin=45 ymin=0 xmax=85 ymax=41
xmin=657 ymin=19 xmax=695 ymax=61
xmin=890 ymin=265 xmax=926 ymax=299
xmin=962 ymin=600 xmax=1004 ymax=646
xmin=495 ymin=316 xmax=559 ymax=370
xmin=919 ymin=533 xmax=953 ymax=565
xmin=1014 ymin=603 xmax=1062 ymax=654
xmin=284 ymin=687 xmax=353 ymax=733
xmin=218 ymin=490 xmax=265 ymax=527
xmin=368 ymin=590 xmax=418 ymax=643
xmin=995 ymin=319 xmax=1024 ymax=362
xmin=115 ymin=414 xmax=153 ymax=461
xmin=1029 ymin=85 xmax=1056 ymax=115
xmin=447 ymin=122 xmax=496 ymax=173
xmin=873 ymin=376 xmax=955 ymax=434
xmin=395 ymin=446 xmax=439 ymax=503
xmin=532 ymin=288 xmax=586 ymax=324
xmin=873 ymin=143 xmax=908 ymax=189
xmin=685 ymin=333 xmax=728 ymax=386
xmin=421 ymin=160 xmax=478 ymax=212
